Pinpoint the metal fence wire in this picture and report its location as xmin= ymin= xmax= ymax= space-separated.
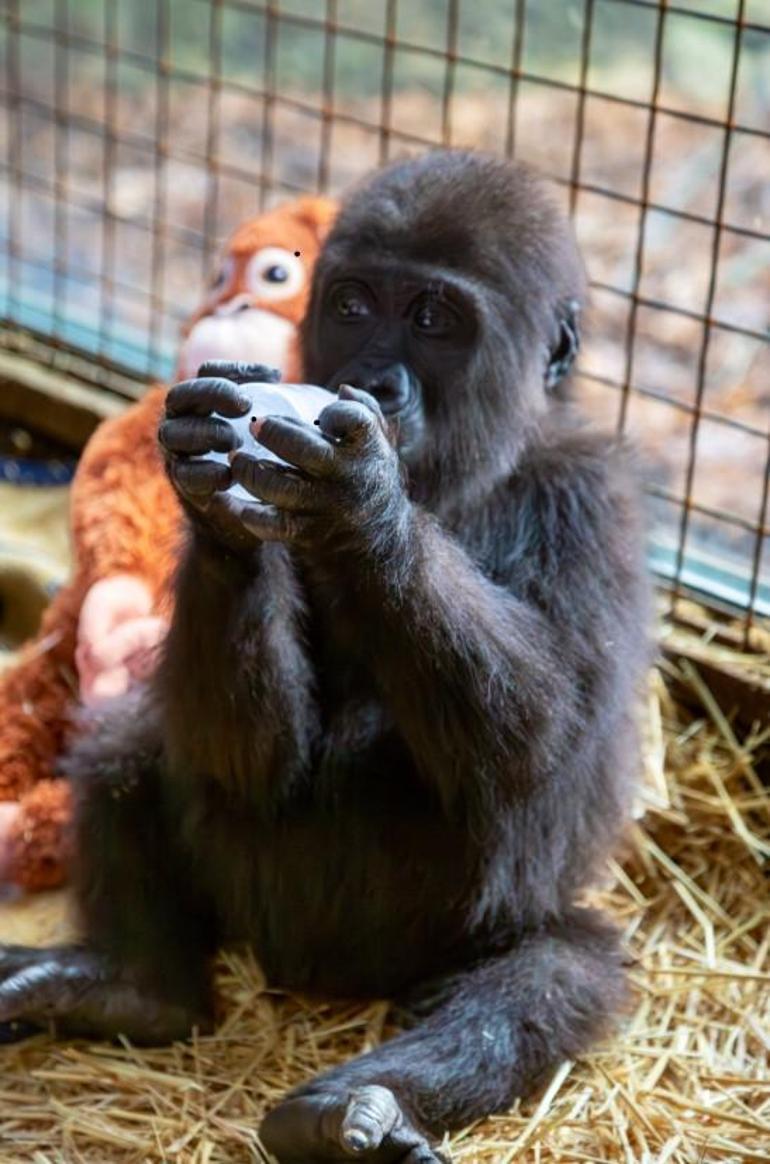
xmin=1 ymin=0 xmax=768 ymax=637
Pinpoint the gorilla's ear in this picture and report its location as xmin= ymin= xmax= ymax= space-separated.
xmin=545 ymin=300 xmax=581 ymax=390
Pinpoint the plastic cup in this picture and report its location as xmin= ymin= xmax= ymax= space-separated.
xmin=205 ymin=381 xmax=335 ymax=501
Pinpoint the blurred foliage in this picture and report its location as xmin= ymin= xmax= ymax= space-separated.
xmin=14 ymin=0 xmax=770 ymax=114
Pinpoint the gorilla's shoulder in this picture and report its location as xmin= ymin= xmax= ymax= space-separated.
xmin=517 ymin=417 xmax=639 ymax=493
xmin=500 ymin=418 xmax=644 ymax=550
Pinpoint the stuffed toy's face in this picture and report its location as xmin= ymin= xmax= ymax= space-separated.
xmin=177 ymin=196 xmax=337 ymax=382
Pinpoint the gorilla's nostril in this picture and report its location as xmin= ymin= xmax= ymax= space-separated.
xmin=379 ymin=398 xmax=400 ymax=412
xmin=369 ymin=384 xmax=411 ymax=413
xmin=337 ymin=365 xmax=414 ymax=413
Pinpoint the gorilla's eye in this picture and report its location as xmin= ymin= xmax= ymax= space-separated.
xmin=331 ymin=285 xmax=372 ymax=322
xmin=412 ymin=299 xmax=456 ymax=337
xmin=245 ymin=247 xmax=305 ymax=302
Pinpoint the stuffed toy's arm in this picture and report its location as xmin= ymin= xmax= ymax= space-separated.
xmin=0 ymin=779 xmax=73 ymax=892
xmin=70 ymin=386 xmax=180 ymax=591
xmin=68 ymin=387 xmax=181 ymax=706
xmin=0 ymin=575 xmax=83 ymax=888
xmin=0 ymin=388 xmax=181 ymax=889
xmin=0 ymin=196 xmax=338 ymax=892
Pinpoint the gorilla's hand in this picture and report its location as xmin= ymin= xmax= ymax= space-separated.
xmin=158 ymin=363 xmax=280 ymax=554
xmin=229 ymin=385 xmax=409 ymax=553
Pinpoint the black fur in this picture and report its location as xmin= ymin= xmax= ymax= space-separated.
xmin=0 ymin=151 xmax=649 ymax=1162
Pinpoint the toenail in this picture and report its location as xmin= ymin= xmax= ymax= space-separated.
xmin=343 ymin=1127 xmax=372 ymax=1152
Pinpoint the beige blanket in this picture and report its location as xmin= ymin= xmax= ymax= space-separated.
xmin=0 ymin=480 xmax=76 ymax=941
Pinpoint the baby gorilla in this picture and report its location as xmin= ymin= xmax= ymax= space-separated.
xmin=0 ymin=151 xmax=649 ymax=1163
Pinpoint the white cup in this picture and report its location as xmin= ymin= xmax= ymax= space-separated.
xmin=205 ymin=381 xmax=335 ymax=501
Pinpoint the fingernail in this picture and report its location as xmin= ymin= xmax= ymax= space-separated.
xmin=342 ymin=1128 xmax=372 ymax=1153
xmin=250 ymin=417 xmax=264 ymax=437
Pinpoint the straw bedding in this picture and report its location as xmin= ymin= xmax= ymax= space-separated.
xmin=0 ymin=636 xmax=767 ymax=1163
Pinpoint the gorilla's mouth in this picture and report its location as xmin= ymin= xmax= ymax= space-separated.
xmin=385 ymin=397 xmax=425 ymax=463
xmin=326 ymin=363 xmax=420 ymax=420
xmin=324 ymin=370 xmax=424 ymax=459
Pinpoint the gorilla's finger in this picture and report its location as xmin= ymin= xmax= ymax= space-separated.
xmin=0 ymin=958 xmax=82 ymax=1021
xmin=159 ymin=416 xmax=239 ymax=455
xmin=0 ymin=945 xmax=54 ymax=975
xmin=165 ymin=378 xmax=251 ymax=418
xmin=186 ymin=492 xmax=264 ymax=554
xmin=340 ymin=1085 xmax=401 ymax=1151
xmin=172 ymin=459 xmax=231 ymax=497
xmin=230 ymin=456 xmax=317 ymax=511
xmin=196 ymin=361 xmax=281 ymax=385
xmin=252 ymin=416 xmax=337 ymax=476
xmin=401 ymin=1146 xmax=450 ymax=1163
xmin=260 ymin=1086 xmax=403 ymax=1162
xmin=317 ymin=398 xmax=383 ymax=445
xmin=235 ymin=501 xmax=309 ymax=544
xmin=0 ymin=1020 xmax=42 ymax=1044
xmin=337 ymin=383 xmax=385 ymax=421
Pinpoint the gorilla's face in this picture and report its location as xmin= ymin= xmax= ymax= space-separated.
xmin=302 ymin=152 xmax=586 ymax=503
xmin=309 ymin=261 xmax=478 ymax=465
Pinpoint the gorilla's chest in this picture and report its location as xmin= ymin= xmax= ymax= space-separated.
xmin=302 ymin=578 xmax=394 ymax=752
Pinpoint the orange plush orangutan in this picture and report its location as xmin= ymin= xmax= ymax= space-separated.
xmin=0 ymin=195 xmax=336 ymax=893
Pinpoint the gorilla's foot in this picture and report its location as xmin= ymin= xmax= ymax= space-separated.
xmin=0 ymin=943 xmax=203 ymax=1044
xmin=260 ymin=1084 xmax=450 ymax=1163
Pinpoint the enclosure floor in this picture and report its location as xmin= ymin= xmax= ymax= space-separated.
xmin=0 ymin=667 xmax=767 ymax=1164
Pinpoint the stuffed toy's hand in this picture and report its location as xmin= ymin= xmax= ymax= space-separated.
xmin=0 ymin=802 xmax=20 ymax=887
xmin=76 ymin=574 xmax=168 ymax=706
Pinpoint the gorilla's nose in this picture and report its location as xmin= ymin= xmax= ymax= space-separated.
xmin=358 ymin=364 xmax=414 ymax=415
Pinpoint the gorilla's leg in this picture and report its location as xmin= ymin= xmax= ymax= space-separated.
xmin=260 ymin=909 xmax=626 ymax=1163
xmin=0 ymin=944 xmax=204 ymax=1043
xmin=0 ymin=694 xmax=215 ymax=1044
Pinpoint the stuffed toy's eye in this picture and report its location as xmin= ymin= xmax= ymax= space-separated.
xmin=245 ymin=247 xmax=306 ymax=301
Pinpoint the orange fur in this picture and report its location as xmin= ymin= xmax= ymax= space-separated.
xmin=0 ymin=196 xmax=335 ymax=891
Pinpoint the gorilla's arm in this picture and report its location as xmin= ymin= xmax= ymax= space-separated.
xmin=158 ymin=368 xmax=320 ymax=802
xmin=351 ymin=493 xmax=639 ymax=814
xmin=161 ymin=533 xmax=319 ymax=804
xmin=351 ymin=512 xmax=568 ymax=790
xmin=231 ymin=390 xmax=644 ymax=816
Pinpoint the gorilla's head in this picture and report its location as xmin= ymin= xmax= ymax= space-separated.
xmin=302 ymin=150 xmax=586 ymax=505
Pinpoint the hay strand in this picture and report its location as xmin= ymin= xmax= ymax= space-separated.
xmin=0 ymin=649 xmax=767 ymax=1162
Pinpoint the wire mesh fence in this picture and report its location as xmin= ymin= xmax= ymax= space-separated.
xmin=1 ymin=0 xmax=768 ymax=635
